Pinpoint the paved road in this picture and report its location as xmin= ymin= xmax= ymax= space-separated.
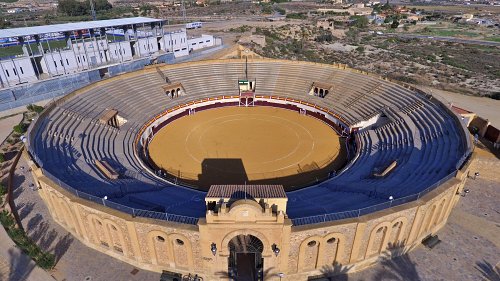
xmin=385 ymin=33 xmax=500 ymax=47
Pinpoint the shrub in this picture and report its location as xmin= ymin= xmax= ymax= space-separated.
xmin=0 ymin=210 xmax=15 ymax=228
xmin=0 ymin=183 xmax=6 ymax=195
xmin=286 ymin=13 xmax=307 ymax=20
xmin=0 ymin=153 xmax=4 ymax=163
xmin=489 ymin=92 xmax=500 ymax=100
xmin=27 ymin=104 xmax=44 ymax=114
xmin=37 ymin=252 xmax=56 ymax=270
xmin=13 ymin=123 xmax=26 ymax=134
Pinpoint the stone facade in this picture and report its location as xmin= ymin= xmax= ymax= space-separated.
xmin=26 ymin=152 xmax=471 ymax=280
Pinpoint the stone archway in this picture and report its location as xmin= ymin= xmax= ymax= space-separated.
xmin=228 ymin=234 xmax=264 ymax=281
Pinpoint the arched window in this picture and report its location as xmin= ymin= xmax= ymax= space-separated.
xmin=176 ymin=239 xmax=184 ymax=246
xmin=156 ymin=236 xmax=165 ymax=242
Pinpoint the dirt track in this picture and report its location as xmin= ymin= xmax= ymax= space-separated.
xmin=148 ymin=106 xmax=346 ymax=189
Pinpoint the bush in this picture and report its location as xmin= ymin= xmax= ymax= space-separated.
xmin=0 ymin=209 xmax=56 ymax=270
xmin=350 ymin=15 xmax=368 ymax=28
xmin=13 ymin=123 xmax=26 ymax=134
xmin=286 ymin=13 xmax=307 ymax=20
xmin=0 ymin=183 xmax=6 ymax=195
xmin=0 ymin=153 xmax=4 ymax=163
xmin=36 ymin=252 xmax=56 ymax=270
xmin=489 ymin=92 xmax=500 ymax=100
xmin=27 ymin=104 xmax=44 ymax=114
xmin=0 ymin=210 xmax=15 ymax=228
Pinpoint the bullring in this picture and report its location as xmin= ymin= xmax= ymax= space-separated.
xmin=25 ymin=58 xmax=472 ymax=280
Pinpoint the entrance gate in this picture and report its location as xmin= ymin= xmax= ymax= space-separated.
xmin=228 ymin=235 xmax=264 ymax=281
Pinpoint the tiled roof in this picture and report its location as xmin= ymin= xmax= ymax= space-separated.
xmin=206 ymin=185 xmax=287 ymax=199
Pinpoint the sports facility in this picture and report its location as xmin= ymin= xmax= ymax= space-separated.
xmin=26 ymin=57 xmax=472 ymax=280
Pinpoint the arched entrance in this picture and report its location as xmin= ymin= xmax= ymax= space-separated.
xmin=228 ymin=235 xmax=264 ymax=281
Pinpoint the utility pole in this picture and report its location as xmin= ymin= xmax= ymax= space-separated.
xmin=89 ymin=0 xmax=97 ymax=21
xmin=181 ymin=0 xmax=187 ymax=23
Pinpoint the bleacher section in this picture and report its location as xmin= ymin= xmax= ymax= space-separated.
xmin=28 ymin=59 xmax=470 ymax=226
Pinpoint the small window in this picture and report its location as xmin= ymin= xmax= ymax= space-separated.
xmin=192 ymin=43 xmax=196 ymax=45
xmin=206 ymin=40 xmax=211 ymax=43
xmin=327 ymin=238 xmax=336 ymax=244
xmin=5 ymin=70 xmax=9 ymax=77
xmin=20 ymin=67 xmax=23 ymax=74
xmin=13 ymin=68 xmax=17 ymax=75
xmin=110 ymin=225 xmax=117 ymax=230
xmin=115 ymin=50 xmax=117 ymax=56
xmin=83 ymin=56 xmax=86 ymax=62
xmin=176 ymin=239 xmax=184 ymax=245
xmin=60 ymin=60 xmax=63 ymax=66
xmin=78 ymin=57 xmax=81 ymax=63
xmin=54 ymin=61 xmax=57 ymax=68
xmin=307 ymin=241 xmax=317 ymax=247
xmin=66 ymin=59 xmax=69 ymax=65
xmin=156 ymin=236 xmax=165 ymax=242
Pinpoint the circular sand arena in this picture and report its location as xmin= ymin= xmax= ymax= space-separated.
xmin=148 ymin=106 xmax=346 ymax=189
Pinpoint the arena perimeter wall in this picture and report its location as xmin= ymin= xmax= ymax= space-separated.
xmin=26 ymin=150 xmax=471 ymax=280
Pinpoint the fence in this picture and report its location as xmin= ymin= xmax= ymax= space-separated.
xmin=0 ymin=70 xmax=101 ymax=112
xmin=108 ymin=58 xmax=152 ymax=77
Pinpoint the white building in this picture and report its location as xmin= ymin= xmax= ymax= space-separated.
xmin=0 ymin=17 xmax=220 ymax=88
xmin=0 ymin=57 xmax=37 ymax=86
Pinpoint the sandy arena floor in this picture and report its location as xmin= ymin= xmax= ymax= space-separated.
xmin=148 ymin=106 xmax=346 ymax=189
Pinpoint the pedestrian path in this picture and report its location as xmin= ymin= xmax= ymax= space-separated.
xmin=0 ymin=214 xmax=54 ymax=281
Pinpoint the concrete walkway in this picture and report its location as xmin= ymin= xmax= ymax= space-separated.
xmin=0 ymin=223 xmax=54 ymax=281
xmin=0 ymin=114 xmax=23 ymax=144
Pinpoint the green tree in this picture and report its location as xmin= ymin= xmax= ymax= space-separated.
xmin=13 ymin=124 xmax=26 ymax=134
xmin=350 ymin=15 xmax=368 ymax=28
xmin=58 ymin=0 xmax=112 ymax=16
xmin=391 ymin=20 xmax=400 ymax=29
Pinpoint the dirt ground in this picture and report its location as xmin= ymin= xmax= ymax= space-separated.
xmin=148 ymin=106 xmax=346 ymax=190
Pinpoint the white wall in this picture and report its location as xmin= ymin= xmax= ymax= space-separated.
xmin=0 ymin=57 xmax=38 ymax=86
xmin=72 ymin=38 xmax=109 ymax=66
xmin=159 ymin=30 xmax=189 ymax=57
xmin=135 ymin=37 xmax=159 ymax=56
xmin=108 ymin=42 xmax=133 ymax=62
xmin=187 ymin=34 xmax=215 ymax=52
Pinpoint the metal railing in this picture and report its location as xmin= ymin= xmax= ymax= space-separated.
xmin=291 ymin=171 xmax=457 ymax=226
xmin=41 ymin=169 xmax=199 ymax=225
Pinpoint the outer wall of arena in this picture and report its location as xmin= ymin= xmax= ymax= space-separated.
xmin=26 ymin=151 xmax=471 ymax=280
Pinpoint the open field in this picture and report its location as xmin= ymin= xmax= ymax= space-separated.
xmin=148 ymin=106 xmax=346 ymax=189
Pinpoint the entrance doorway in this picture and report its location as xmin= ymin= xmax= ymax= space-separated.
xmin=228 ymin=235 xmax=264 ymax=281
